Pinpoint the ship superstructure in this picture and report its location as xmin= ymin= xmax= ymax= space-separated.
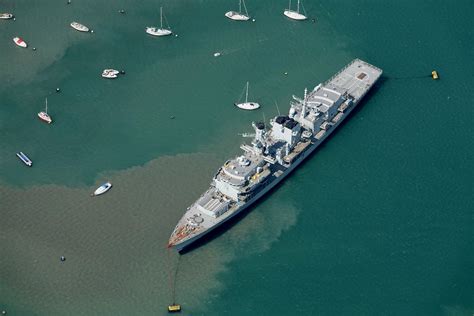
xmin=168 ymin=59 xmax=382 ymax=252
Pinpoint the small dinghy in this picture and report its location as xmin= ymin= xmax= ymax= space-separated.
xmin=13 ymin=37 xmax=27 ymax=48
xmin=92 ymin=182 xmax=112 ymax=196
xmin=101 ymin=69 xmax=119 ymax=79
xmin=16 ymin=152 xmax=32 ymax=166
xmin=0 ymin=13 xmax=14 ymax=20
xmin=70 ymin=21 xmax=90 ymax=32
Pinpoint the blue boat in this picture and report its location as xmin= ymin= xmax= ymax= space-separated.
xmin=16 ymin=152 xmax=32 ymax=167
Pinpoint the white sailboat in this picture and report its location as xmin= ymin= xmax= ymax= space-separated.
xmin=38 ymin=98 xmax=52 ymax=124
xmin=235 ymin=82 xmax=260 ymax=110
xmin=284 ymin=0 xmax=307 ymax=21
xmin=146 ymin=7 xmax=172 ymax=36
xmin=225 ymin=0 xmax=250 ymax=21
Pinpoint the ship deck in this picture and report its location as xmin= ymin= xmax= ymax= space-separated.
xmin=324 ymin=59 xmax=382 ymax=100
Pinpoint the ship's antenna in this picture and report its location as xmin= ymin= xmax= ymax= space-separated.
xmin=274 ymin=100 xmax=281 ymax=115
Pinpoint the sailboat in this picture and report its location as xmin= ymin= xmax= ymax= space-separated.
xmin=225 ymin=0 xmax=250 ymax=21
xmin=284 ymin=0 xmax=307 ymax=20
xmin=38 ymin=98 xmax=53 ymax=124
xmin=234 ymin=82 xmax=260 ymax=110
xmin=146 ymin=7 xmax=172 ymax=36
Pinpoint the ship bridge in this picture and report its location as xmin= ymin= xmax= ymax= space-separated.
xmin=214 ymin=152 xmax=265 ymax=200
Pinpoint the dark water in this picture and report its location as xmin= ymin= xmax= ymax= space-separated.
xmin=1 ymin=0 xmax=473 ymax=315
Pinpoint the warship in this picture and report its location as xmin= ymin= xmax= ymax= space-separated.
xmin=168 ymin=59 xmax=382 ymax=252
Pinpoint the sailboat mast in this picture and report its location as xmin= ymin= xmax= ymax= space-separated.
xmin=239 ymin=0 xmax=242 ymax=14
xmin=242 ymin=0 xmax=249 ymax=16
xmin=289 ymin=0 xmax=292 ymax=11
xmin=160 ymin=7 xmax=163 ymax=28
xmin=297 ymin=0 xmax=300 ymax=13
xmin=45 ymin=98 xmax=48 ymax=114
xmin=245 ymin=82 xmax=249 ymax=103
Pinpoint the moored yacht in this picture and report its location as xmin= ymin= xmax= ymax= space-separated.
xmin=37 ymin=98 xmax=52 ymax=124
xmin=70 ymin=21 xmax=90 ymax=32
xmin=225 ymin=0 xmax=250 ymax=21
xmin=235 ymin=82 xmax=260 ymax=110
xmin=146 ymin=7 xmax=172 ymax=36
xmin=284 ymin=0 xmax=307 ymax=20
xmin=102 ymin=69 xmax=119 ymax=79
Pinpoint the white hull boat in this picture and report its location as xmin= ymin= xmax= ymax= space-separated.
xmin=284 ymin=0 xmax=307 ymax=20
xmin=0 ymin=13 xmax=14 ymax=20
xmin=235 ymin=102 xmax=260 ymax=110
xmin=146 ymin=7 xmax=172 ymax=37
xmin=38 ymin=98 xmax=52 ymax=124
xmin=16 ymin=152 xmax=32 ymax=167
xmin=102 ymin=69 xmax=119 ymax=78
xmin=70 ymin=22 xmax=89 ymax=32
xmin=284 ymin=10 xmax=307 ymax=20
xmin=13 ymin=37 xmax=27 ymax=48
xmin=92 ymin=182 xmax=112 ymax=196
xmin=146 ymin=27 xmax=172 ymax=36
xmin=225 ymin=11 xmax=250 ymax=21
xmin=225 ymin=0 xmax=250 ymax=21
xmin=235 ymin=82 xmax=260 ymax=110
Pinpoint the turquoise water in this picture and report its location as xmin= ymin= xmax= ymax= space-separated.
xmin=1 ymin=0 xmax=473 ymax=315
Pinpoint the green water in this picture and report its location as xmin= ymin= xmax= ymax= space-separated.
xmin=1 ymin=0 xmax=473 ymax=315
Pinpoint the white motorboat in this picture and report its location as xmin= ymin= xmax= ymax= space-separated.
xmin=92 ymin=182 xmax=112 ymax=196
xmin=235 ymin=82 xmax=260 ymax=110
xmin=13 ymin=37 xmax=27 ymax=48
xmin=0 ymin=13 xmax=14 ymax=19
xmin=102 ymin=69 xmax=119 ymax=79
xmin=16 ymin=152 xmax=32 ymax=167
xmin=284 ymin=0 xmax=307 ymax=20
xmin=213 ymin=52 xmax=221 ymax=57
xmin=38 ymin=98 xmax=52 ymax=124
xmin=146 ymin=7 xmax=172 ymax=36
xmin=225 ymin=0 xmax=250 ymax=21
xmin=70 ymin=21 xmax=90 ymax=32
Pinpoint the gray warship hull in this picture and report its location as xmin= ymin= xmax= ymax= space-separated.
xmin=169 ymin=59 xmax=382 ymax=252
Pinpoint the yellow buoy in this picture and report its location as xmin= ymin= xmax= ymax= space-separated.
xmin=168 ymin=304 xmax=181 ymax=313
xmin=431 ymin=70 xmax=439 ymax=80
